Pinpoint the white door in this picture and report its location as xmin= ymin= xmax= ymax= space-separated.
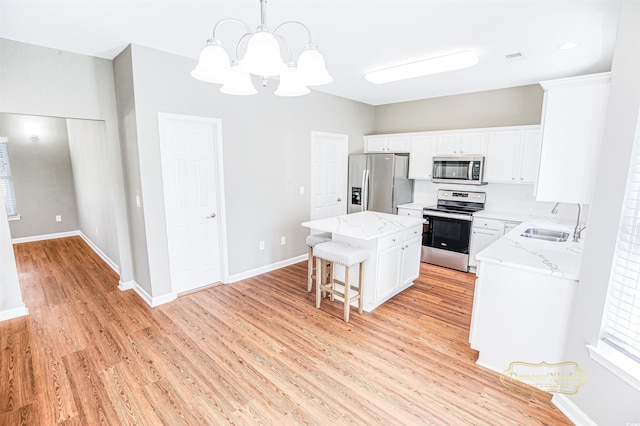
xmin=311 ymin=132 xmax=348 ymax=220
xmin=158 ymin=113 xmax=223 ymax=294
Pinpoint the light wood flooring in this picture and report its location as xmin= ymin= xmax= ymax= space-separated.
xmin=1 ymin=236 xmax=572 ymax=425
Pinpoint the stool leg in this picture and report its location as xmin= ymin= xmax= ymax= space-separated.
xmin=358 ymin=261 xmax=364 ymax=314
xmin=329 ymin=262 xmax=336 ymax=302
xmin=315 ymin=257 xmax=322 ymax=309
xmin=344 ymin=265 xmax=351 ymax=323
xmin=307 ymin=246 xmax=313 ymax=292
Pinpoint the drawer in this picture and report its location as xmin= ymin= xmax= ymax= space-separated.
xmin=397 ymin=208 xmax=423 ymax=218
xmin=473 ymin=217 xmax=503 ymax=231
xmin=379 ymin=231 xmax=404 ymax=250
xmin=404 ymin=226 xmax=422 ymax=241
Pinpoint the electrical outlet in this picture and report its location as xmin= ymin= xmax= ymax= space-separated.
xmin=259 ymin=241 xmax=265 ymax=250
xmin=299 ymin=186 xmax=305 ymax=195
xmin=281 ymin=236 xmax=286 ymax=245
xmin=55 ymin=215 xmax=62 ymax=222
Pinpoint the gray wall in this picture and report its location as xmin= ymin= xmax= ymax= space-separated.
xmin=67 ymin=119 xmax=119 ymax=266
xmin=561 ymin=1 xmax=640 ymax=423
xmin=373 ymin=84 xmax=544 ymax=133
xmin=115 ymin=44 xmax=375 ymax=298
xmin=0 ymin=113 xmax=79 ymax=238
xmin=0 ymin=38 xmax=133 ymax=284
xmin=112 ymin=46 xmax=151 ymax=293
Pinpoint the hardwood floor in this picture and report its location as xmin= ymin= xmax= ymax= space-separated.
xmin=1 ymin=236 xmax=572 ymax=425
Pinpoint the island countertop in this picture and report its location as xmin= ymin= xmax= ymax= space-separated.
xmin=301 ymin=211 xmax=424 ymax=240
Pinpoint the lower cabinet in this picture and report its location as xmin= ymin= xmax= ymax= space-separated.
xmin=375 ymin=228 xmax=421 ymax=304
xmin=469 ymin=217 xmax=521 ymax=267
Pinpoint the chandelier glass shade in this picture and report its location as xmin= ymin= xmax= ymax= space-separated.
xmin=192 ymin=0 xmax=331 ymax=97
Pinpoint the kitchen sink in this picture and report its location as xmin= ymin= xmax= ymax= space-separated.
xmin=520 ymin=228 xmax=569 ymax=242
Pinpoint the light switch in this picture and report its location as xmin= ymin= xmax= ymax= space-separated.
xmin=55 ymin=215 xmax=62 ymax=222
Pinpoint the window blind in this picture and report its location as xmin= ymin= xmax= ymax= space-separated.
xmin=603 ymin=128 xmax=640 ymax=363
xmin=0 ymin=138 xmax=18 ymax=217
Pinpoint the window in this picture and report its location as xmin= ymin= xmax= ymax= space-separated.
xmin=589 ymin=119 xmax=640 ymax=391
xmin=0 ymin=137 xmax=18 ymax=217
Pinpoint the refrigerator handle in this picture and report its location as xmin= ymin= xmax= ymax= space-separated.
xmin=362 ymin=169 xmax=370 ymax=211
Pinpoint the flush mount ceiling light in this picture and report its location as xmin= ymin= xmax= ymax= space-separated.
xmin=192 ymin=0 xmax=331 ymax=97
xmin=559 ymin=42 xmax=579 ymax=50
xmin=364 ymin=50 xmax=479 ymax=85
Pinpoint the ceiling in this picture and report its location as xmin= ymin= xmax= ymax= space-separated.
xmin=0 ymin=0 xmax=621 ymax=106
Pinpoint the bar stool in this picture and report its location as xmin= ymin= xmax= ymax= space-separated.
xmin=306 ymin=232 xmax=332 ymax=292
xmin=313 ymin=241 xmax=368 ymax=322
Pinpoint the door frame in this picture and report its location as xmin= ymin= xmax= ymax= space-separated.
xmin=157 ymin=112 xmax=229 ymax=292
xmin=310 ymin=131 xmax=349 ymax=221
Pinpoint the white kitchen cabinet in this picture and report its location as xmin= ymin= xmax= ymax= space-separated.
xmin=375 ymin=228 xmax=422 ymax=303
xmin=408 ymin=134 xmax=436 ymax=179
xmin=484 ymin=126 xmax=541 ymax=184
xmin=364 ymin=134 xmax=411 ymax=153
xmin=469 ymin=217 xmax=504 ymax=267
xmin=536 ymin=72 xmax=610 ymax=204
xmin=433 ymin=131 xmax=487 ymax=156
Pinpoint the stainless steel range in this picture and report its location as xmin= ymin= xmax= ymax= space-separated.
xmin=421 ymin=190 xmax=486 ymax=272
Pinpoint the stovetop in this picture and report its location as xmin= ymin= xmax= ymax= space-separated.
xmin=423 ymin=189 xmax=486 ymax=216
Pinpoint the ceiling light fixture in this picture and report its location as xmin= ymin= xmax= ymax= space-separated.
xmin=559 ymin=42 xmax=579 ymax=50
xmin=192 ymin=0 xmax=332 ymax=97
xmin=364 ymin=50 xmax=479 ymax=85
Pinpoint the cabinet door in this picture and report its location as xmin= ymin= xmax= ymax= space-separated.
xmin=386 ymin=135 xmax=411 ymax=153
xmin=469 ymin=228 xmax=502 ymax=267
xmin=408 ymin=134 xmax=435 ymax=179
xmin=401 ymin=236 xmax=422 ymax=285
xmin=484 ymin=130 xmax=522 ymax=183
xmin=434 ymin=133 xmax=461 ymax=155
xmin=364 ymin=136 xmax=388 ymax=153
xmin=519 ymin=130 xmax=542 ymax=184
xmin=460 ymin=132 xmax=487 ymax=155
xmin=376 ymin=244 xmax=403 ymax=302
xmin=537 ymin=74 xmax=610 ymax=204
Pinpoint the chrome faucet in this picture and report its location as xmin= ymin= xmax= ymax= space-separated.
xmin=551 ymin=202 xmax=586 ymax=242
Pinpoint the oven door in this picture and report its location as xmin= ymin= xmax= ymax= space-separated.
xmin=428 ymin=215 xmax=472 ymax=254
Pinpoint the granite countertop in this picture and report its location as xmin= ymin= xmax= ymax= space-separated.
xmin=476 ymin=218 xmax=584 ymax=280
xmin=302 ymin=211 xmax=424 ymax=241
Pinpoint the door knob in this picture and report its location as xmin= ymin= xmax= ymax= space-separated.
xmin=337 ymin=198 xmax=342 ymax=202
xmin=207 ymin=213 xmax=216 ymax=219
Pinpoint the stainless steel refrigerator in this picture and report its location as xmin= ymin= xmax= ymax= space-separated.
xmin=348 ymin=153 xmax=413 ymax=214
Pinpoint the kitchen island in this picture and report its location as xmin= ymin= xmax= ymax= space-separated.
xmin=469 ymin=218 xmax=583 ymax=390
xmin=302 ymin=211 xmax=423 ymax=312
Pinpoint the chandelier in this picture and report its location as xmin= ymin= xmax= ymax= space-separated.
xmin=191 ymin=0 xmax=332 ymax=97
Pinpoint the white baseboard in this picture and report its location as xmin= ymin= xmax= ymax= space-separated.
xmin=118 ymin=280 xmax=136 ymax=291
xmin=125 ymin=281 xmax=176 ymax=308
xmin=226 ymin=254 xmax=307 ymax=283
xmin=12 ymin=230 xmax=80 ymax=244
xmin=552 ymin=394 xmax=596 ymax=426
xmin=79 ymin=233 xmax=119 ymax=274
xmin=0 ymin=305 xmax=29 ymax=322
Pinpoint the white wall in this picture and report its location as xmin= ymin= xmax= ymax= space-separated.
xmin=559 ymin=1 xmax=640 ymax=423
xmin=0 ymin=38 xmax=133 ymax=287
xmin=114 ymin=44 xmax=375 ymax=298
xmin=67 ymin=119 xmax=119 ymax=267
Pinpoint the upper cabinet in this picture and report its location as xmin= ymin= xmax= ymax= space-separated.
xmin=408 ymin=134 xmax=436 ymax=179
xmin=364 ymin=134 xmax=411 ymax=153
xmin=433 ymin=131 xmax=487 ymax=156
xmin=484 ymin=126 xmax=541 ymax=184
xmin=536 ymin=72 xmax=611 ymax=204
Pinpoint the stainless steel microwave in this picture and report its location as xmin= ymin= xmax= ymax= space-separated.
xmin=432 ymin=156 xmax=486 ymax=185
